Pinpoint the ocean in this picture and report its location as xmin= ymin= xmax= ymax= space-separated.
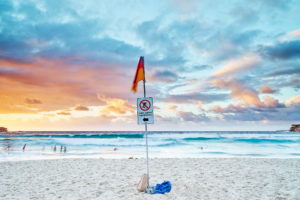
xmin=1 ymin=131 xmax=300 ymax=161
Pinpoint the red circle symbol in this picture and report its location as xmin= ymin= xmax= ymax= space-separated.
xmin=139 ymin=100 xmax=151 ymax=111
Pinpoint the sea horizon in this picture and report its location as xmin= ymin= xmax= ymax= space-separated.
xmin=1 ymin=131 xmax=300 ymax=161
xmin=1 ymin=129 xmax=292 ymax=134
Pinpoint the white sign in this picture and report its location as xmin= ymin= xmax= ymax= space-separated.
xmin=137 ymin=97 xmax=154 ymax=124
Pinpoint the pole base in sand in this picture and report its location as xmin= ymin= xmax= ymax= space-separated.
xmin=145 ymin=186 xmax=155 ymax=194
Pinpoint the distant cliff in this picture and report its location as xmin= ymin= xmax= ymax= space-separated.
xmin=0 ymin=127 xmax=8 ymax=132
xmin=290 ymin=124 xmax=300 ymax=132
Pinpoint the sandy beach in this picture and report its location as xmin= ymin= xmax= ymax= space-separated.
xmin=0 ymin=158 xmax=299 ymax=200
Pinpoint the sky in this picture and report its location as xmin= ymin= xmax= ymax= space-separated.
xmin=0 ymin=0 xmax=300 ymax=131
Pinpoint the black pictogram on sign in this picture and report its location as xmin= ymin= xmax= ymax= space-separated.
xmin=139 ymin=99 xmax=151 ymax=111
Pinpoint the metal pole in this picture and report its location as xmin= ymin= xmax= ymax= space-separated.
xmin=142 ymin=56 xmax=150 ymax=188
xmin=143 ymin=56 xmax=146 ymax=98
xmin=145 ymin=122 xmax=149 ymax=187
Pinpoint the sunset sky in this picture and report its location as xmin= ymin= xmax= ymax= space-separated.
xmin=0 ymin=0 xmax=300 ymax=131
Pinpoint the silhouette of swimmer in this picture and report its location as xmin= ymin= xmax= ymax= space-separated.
xmin=63 ymin=146 xmax=67 ymax=153
xmin=60 ymin=145 xmax=63 ymax=152
xmin=53 ymin=145 xmax=56 ymax=152
xmin=22 ymin=144 xmax=26 ymax=152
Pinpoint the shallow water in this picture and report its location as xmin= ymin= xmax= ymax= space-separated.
xmin=1 ymin=131 xmax=300 ymax=161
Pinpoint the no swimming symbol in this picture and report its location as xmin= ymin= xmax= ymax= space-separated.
xmin=139 ymin=99 xmax=151 ymax=111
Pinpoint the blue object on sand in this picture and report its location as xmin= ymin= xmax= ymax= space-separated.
xmin=153 ymin=181 xmax=171 ymax=194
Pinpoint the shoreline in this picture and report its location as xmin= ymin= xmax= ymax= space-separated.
xmin=1 ymin=158 xmax=300 ymax=199
xmin=2 ymin=155 xmax=300 ymax=162
xmin=2 ymin=154 xmax=300 ymax=163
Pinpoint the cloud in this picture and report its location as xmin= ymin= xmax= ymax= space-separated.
xmin=213 ymin=53 xmax=261 ymax=77
xmin=212 ymin=79 xmax=265 ymax=107
xmin=0 ymin=105 xmax=38 ymax=114
xmin=289 ymin=29 xmax=300 ymax=38
xmin=230 ymin=6 xmax=259 ymax=25
xmin=260 ymin=86 xmax=276 ymax=94
xmin=0 ymin=57 xmax=131 ymax=113
xmin=278 ymin=28 xmax=300 ymax=41
xmin=0 ymin=0 xmax=300 ymax=130
xmin=136 ymin=18 xmax=201 ymax=67
xmin=189 ymin=65 xmax=212 ymax=71
xmin=98 ymin=96 xmax=134 ymax=116
xmin=150 ymin=70 xmax=179 ymax=83
xmin=198 ymin=101 xmax=204 ymax=111
xmin=25 ymin=98 xmax=42 ymax=104
xmin=264 ymin=66 xmax=300 ymax=77
xmin=210 ymin=101 xmax=296 ymax=122
xmin=178 ymin=111 xmax=208 ymax=122
xmin=260 ymin=40 xmax=300 ymax=59
xmin=212 ymin=105 xmax=225 ymax=113
xmin=212 ymin=79 xmax=285 ymax=108
xmin=263 ymin=96 xmax=282 ymax=108
xmin=57 ymin=111 xmax=71 ymax=115
xmin=167 ymin=105 xmax=177 ymax=112
xmin=171 ymin=0 xmax=198 ymax=13
xmin=211 ymin=104 xmax=247 ymax=114
xmin=74 ymin=105 xmax=89 ymax=111
xmin=219 ymin=104 xmax=300 ymax=122
xmin=285 ymin=95 xmax=300 ymax=106
xmin=194 ymin=28 xmax=261 ymax=61
xmin=165 ymin=92 xmax=229 ymax=104
xmin=0 ymin=0 xmax=142 ymax=64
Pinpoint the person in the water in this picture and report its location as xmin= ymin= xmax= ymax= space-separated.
xmin=22 ymin=144 xmax=26 ymax=152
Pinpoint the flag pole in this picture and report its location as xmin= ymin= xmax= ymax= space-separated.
xmin=142 ymin=56 xmax=150 ymax=189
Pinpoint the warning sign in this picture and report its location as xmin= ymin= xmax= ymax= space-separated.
xmin=139 ymin=99 xmax=151 ymax=111
xmin=137 ymin=97 xmax=154 ymax=124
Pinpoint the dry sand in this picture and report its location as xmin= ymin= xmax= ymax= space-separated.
xmin=1 ymin=158 xmax=300 ymax=200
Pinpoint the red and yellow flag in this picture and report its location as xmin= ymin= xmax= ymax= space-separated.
xmin=131 ymin=56 xmax=145 ymax=93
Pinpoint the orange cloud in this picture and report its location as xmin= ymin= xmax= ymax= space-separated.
xmin=263 ymin=96 xmax=280 ymax=108
xmin=260 ymin=86 xmax=276 ymax=94
xmin=212 ymin=105 xmax=225 ymax=113
xmin=212 ymin=79 xmax=265 ymax=107
xmin=57 ymin=111 xmax=71 ymax=115
xmin=167 ymin=105 xmax=177 ymax=112
xmin=25 ymin=98 xmax=42 ymax=104
xmin=285 ymin=95 xmax=300 ymax=106
xmin=212 ymin=79 xmax=283 ymax=109
xmin=74 ymin=105 xmax=89 ymax=111
xmin=98 ymin=96 xmax=134 ymax=116
xmin=198 ymin=101 xmax=205 ymax=111
xmin=213 ymin=53 xmax=261 ymax=77
xmin=211 ymin=104 xmax=247 ymax=113
xmin=0 ymin=57 xmax=131 ymax=114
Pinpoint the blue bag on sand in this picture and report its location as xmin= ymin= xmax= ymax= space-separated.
xmin=153 ymin=181 xmax=171 ymax=194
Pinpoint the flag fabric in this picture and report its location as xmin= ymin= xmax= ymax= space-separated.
xmin=131 ymin=56 xmax=145 ymax=93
